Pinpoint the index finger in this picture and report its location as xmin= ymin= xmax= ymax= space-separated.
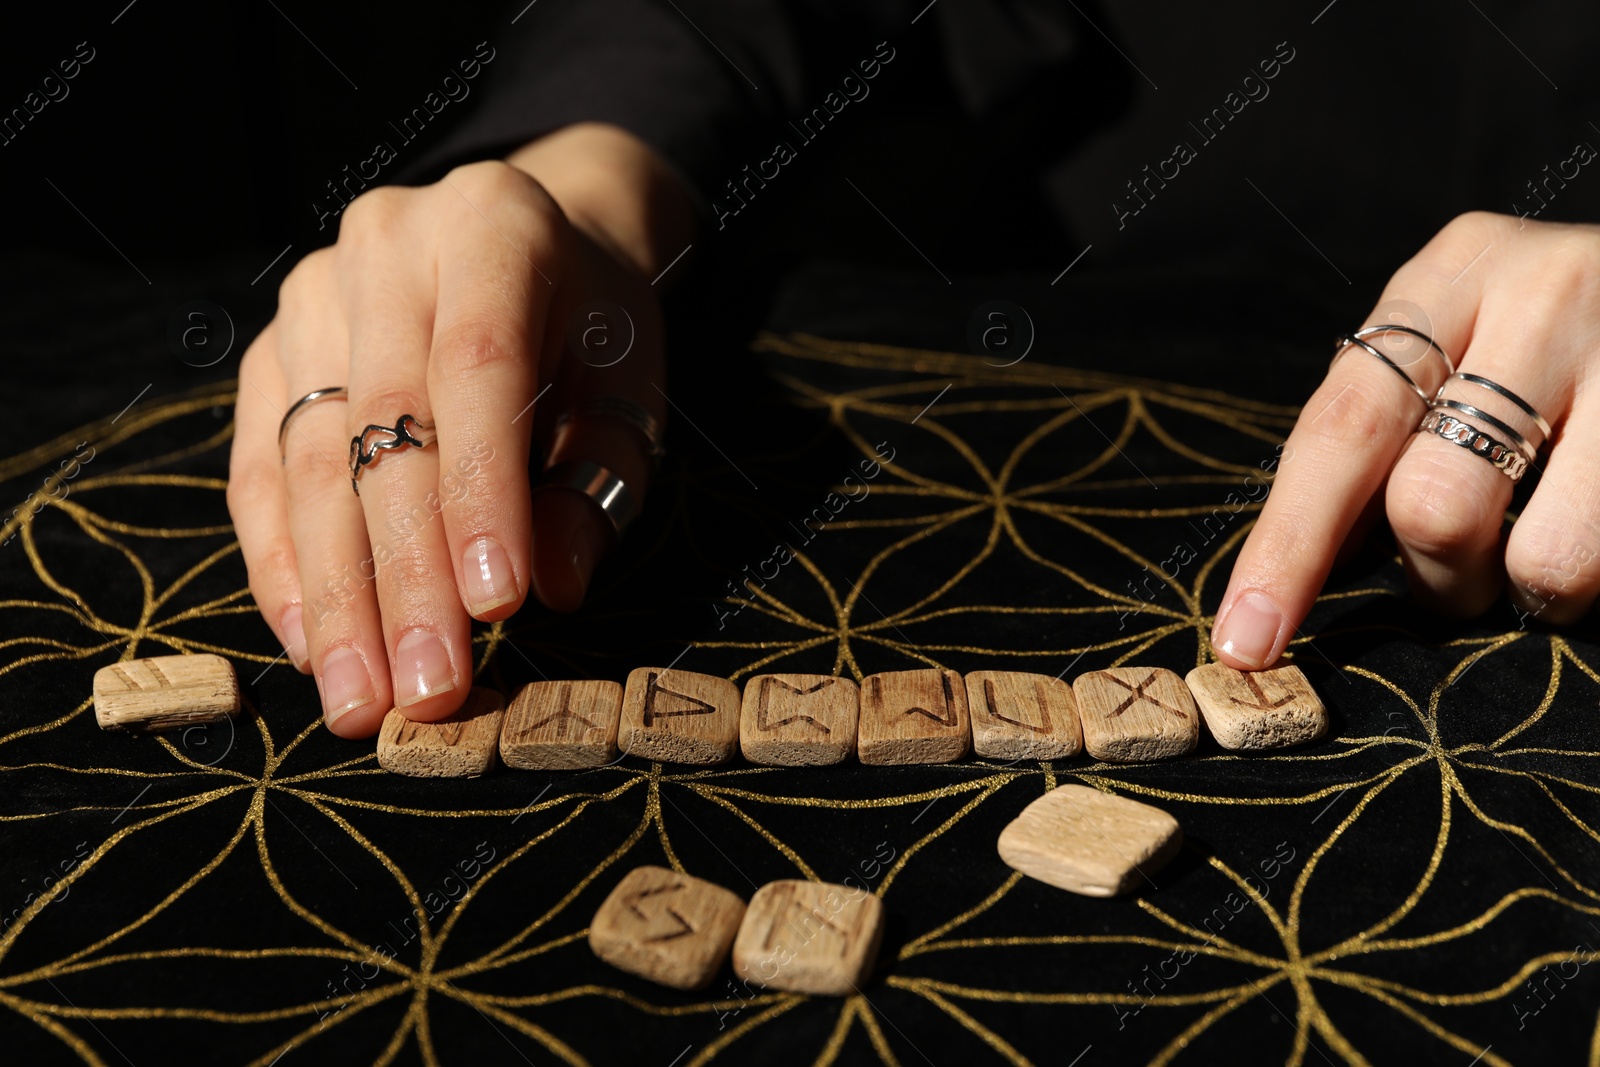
xmin=1210 ymin=214 xmax=1500 ymax=668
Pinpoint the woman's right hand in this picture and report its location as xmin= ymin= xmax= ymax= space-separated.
xmin=227 ymin=125 xmax=693 ymax=739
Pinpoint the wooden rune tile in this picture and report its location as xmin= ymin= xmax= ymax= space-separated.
xmin=619 ymin=667 xmax=741 ymax=765
xmin=1186 ymin=663 xmax=1328 ymax=751
xmin=376 ymin=687 xmax=504 ymax=777
xmin=965 ymin=670 xmax=1083 ymax=760
xmin=739 ymin=674 xmax=859 ymax=766
xmin=997 ymin=784 xmax=1182 ymax=897
xmin=93 ymin=654 xmax=240 ymax=733
xmin=1072 ymin=667 xmax=1198 ymax=762
xmin=588 ymin=866 xmax=747 ymax=991
xmin=731 ymin=880 xmax=884 ymax=996
xmin=857 ymin=668 xmax=970 ymax=765
xmin=501 ymin=680 xmax=623 ymax=769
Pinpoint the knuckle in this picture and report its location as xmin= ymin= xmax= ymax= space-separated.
xmin=245 ymin=544 xmax=298 ymax=597
xmin=276 ymin=247 xmax=334 ymax=309
xmin=1297 ymin=375 xmax=1395 ymax=452
xmin=432 ymin=319 xmax=525 ymax=378
xmin=338 ymin=185 xmax=408 ymax=240
xmin=225 ymin=462 xmax=279 ymax=517
xmin=375 ymin=543 xmax=445 ymax=599
xmin=1507 ymin=517 xmax=1600 ymax=596
xmin=1544 ymin=231 xmax=1600 ymax=301
xmin=444 ymin=159 xmax=530 ymax=200
xmin=351 ymin=387 xmax=431 ymax=431
xmin=1385 ymin=452 xmax=1499 ymax=555
xmin=282 ymin=440 xmax=345 ymax=489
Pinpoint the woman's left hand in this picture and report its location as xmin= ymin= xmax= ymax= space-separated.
xmin=1214 ymin=211 xmax=1600 ymax=668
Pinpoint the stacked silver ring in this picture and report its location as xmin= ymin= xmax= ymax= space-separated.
xmin=1417 ymin=372 xmax=1551 ymax=484
xmin=1416 ymin=409 xmax=1529 ymax=481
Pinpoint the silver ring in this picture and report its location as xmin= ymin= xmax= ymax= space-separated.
xmin=1449 ymin=372 xmax=1552 ymax=441
xmin=1354 ymin=324 xmax=1456 ymax=378
xmin=555 ymin=397 xmax=665 ymax=462
xmin=534 ymin=460 xmax=638 ymax=535
xmin=278 ymin=387 xmax=347 ymax=459
xmin=1332 ymin=335 xmax=1432 ymax=406
xmin=1430 ymin=399 xmax=1537 ymax=463
xmin=348 ymin=415 xmax=436 ymax=495
xmin=1416 ymin=409 xmax=1528 ymax=482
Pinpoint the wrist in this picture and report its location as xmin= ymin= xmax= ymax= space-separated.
xmin=506 ymin=122 xmax=694 ymax=283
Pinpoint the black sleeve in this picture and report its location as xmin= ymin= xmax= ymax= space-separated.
xmin=402 ymin=0 xmax=890 ymax=220
xmin=400 ymin=0 xmax=1089 ymax=224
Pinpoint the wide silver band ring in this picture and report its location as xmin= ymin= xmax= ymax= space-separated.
xmin=554 ymin=396 xmax=665 ymax=463
xmin=1417 ymin=409 xmax=1528 ymax=482
xmin=278 ymin=386 xmax=348 ymax=459
xmin=1353 ymin=324 xmax=1456 ymax=378
xmin=1450 ymin=372 xmax=1553 ymax=441
xmin=1333 ymin=335 xmax=1433 ymax=406
xmin=1430 ymin=399 xmax=1537 ymax=463
xmin=348 ymin=415 xmax=436 ymax=495
xmin=534 ymin=460 xmax=638 ymax=535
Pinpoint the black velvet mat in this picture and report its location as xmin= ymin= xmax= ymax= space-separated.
xmin=2 ymin=256 xmax=1598 ymax=1066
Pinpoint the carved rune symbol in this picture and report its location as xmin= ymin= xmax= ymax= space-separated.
xmin=757 ymin=677 xmax=834 ymax=734
xmin=983 ymin=678 xmax=1049 ymax=733
xmin=1228 ymin=672 xmax=1294 ymax=712
xmin=642 ymin=671 xmax=716 ymax=727
xmin=624 ymin=883 xmax=696 ymax=942
xmin=1106 ymin=671 xmax=1187 ymax=720
xmin=523 ymin=683 xmax=601 ymax=733
xmin=880 ymin=672 xmax=958 ymax=726
xmin=762 ymin=889 xmax=845 ymax=954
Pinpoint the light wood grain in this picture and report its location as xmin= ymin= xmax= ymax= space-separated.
xmin=93 ymin=654 xmax=239 ymax=733
xmin=997 ymin=784 xmax=1182 ymax=897
xmin=619 ymin=668 xmax=741 ymax=765
xmin=376 ymin=687 xmax=504 ymax=777
xmin=857 ymin=668 xmax=970 ymax=765
xmin=588 ymin=865 xmax=746 ymax=991
xmin=501 ymin=680 xmax=623 ymax=769
xmin=1073 ymin=667 xmax=1198 ymax=762
xmin=965 ymin=670 xmax=1083 ymax=760
xmin=732 ymin=880 xmax=884 ymax=996
xmin=739 ymin=674 xmax=859 ymax=766
xmin=1186 ymin=663 xmax=1328 ymax=750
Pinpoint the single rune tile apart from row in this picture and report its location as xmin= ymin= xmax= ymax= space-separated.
xmin=92 ymin=653 xmax=240 ymax=733
xmin=733 ymin=880 xmax=884 ymax=996
xmin=588 ymin=866 xmax=747 ymax=991
xmin=588 ymin=867 xmax=885 ymax=996
xmin=998 ymin=784 xmax=1183 ymax=897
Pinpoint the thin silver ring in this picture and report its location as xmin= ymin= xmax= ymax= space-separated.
xmin=1332 ymin=335 xmax=1432 ymax=406
xmin=1354 ymin=324 xmax=1456 ymax=379
xmin=348 ymin=415 xmax=436 ymax=495
xmin=1449 ymin=372 xmax=1552 ymax=441
xmin=555 ymin=397 xmax=665 ymax=462
xmin=534 ymin=460 xmax=637 ymax=535
xmin=278 ymin=386 xmax=347 ymax=459
xmin=1417 ymin=409 xmax=1528 ymax=482
xmin=1430 ymin=399 xmax=1537 ymax=463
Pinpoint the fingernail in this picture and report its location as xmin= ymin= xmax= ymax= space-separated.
xmin=280 ymin=604 xmax=310 ymax=673
xmin=1212 ymin=590 xmax=1287 ymax=669
xmin=463 ymin=536 xmax=519 ymax=615
xmin=393 ymin=629 xmax=456 ymax=707
xmin=320 ymin=646 xmax=375 ymax=725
